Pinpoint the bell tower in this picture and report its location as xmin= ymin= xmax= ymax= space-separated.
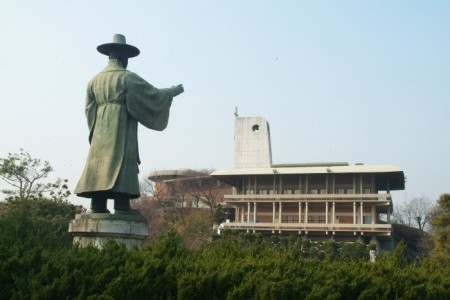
xmin=234 ymin=116 xmax=272 ymax=168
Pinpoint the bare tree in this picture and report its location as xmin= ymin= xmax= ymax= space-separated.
xmin=131 ymin=178 xmax=156 ymax=220
xmin=164 ymin=177 xmax=198 ymax=229
xmin=393 ymin=196 xmax=433 ymax=231
xmin=188 ymin=173 xmax=225 ymax=218
xmin=132 ymin=178 xmax=175 ymax=237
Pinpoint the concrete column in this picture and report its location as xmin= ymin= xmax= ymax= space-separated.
xmin=325 ymin=202 xmax=329 ymax=224
xmin=387 ymin=209 xmax=391 ymax=224
xmin=247 ymin=202 xmax=250 ymax=222
xmin=253 ymin=202 xmax=257 ymax=223
xmin=332 ymin=201 xmax=336 ymax=224
xmin=305 ymin=175 xmax=308 ymax=194
xmin=353 ymin=174 xmax=356 ymax=194
xmin=370 ymin=236 xmax=380 ymax=252
xmin=299 ymin=175 xmax=302 ymax=193
xmin=279 ymin=176 xmax=282 ymax=194
xmin=241 ymin=207 xmax=244 ymax=223
xmin=371 ymin=206 xmax=376 ymax=224
xmin=279 ymin=201 xmax=282 ymax=223
xmin=353 ymin=202 xmax=356 ymax=224
xmin=272 ymin=202 xmax=276 ymax=223
xmin=299 ymin=202 xmax=302 ymax=224
xmin=305 ymin=202 xmax=309 ymax=224
xmin=360 ymin=202 xmax=364 ymax=224
xmin=273 ymin=176 xmax=276 ymax=194
xmin=332 ymin=174 xmax=335 ymax=194
xmin=360 ymin=174 xmax=363 ymax=194
xmin=236 ymin=207 xmax=239 ymax=222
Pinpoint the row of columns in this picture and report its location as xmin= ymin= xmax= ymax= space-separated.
xmin=241 ymin=174 xmax=379 ymax=197
xmin=236 ymin=201 xmax=385 ymax=225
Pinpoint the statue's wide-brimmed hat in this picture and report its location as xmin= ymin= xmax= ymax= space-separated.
xmin=97 ymin=34 xmax=140 ymax=58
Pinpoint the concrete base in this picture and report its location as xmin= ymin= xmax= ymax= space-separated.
xmin=68 ymin=212 xmax=149 ymax=249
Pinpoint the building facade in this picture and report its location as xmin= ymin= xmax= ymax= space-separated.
xmin=211 ymin=116 xmax=405 ymax=248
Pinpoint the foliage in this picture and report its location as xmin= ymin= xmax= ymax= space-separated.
xmin=0 ymin=149 xmax=70 ymax=201
xmin=0 ymin=197 xmax=80 ymax=299
xmin=214 ymin=203 xmax=224 ymax=224
xmin=0 ymin=209 xmax=449 ymax=300
xmin=0 ymin=197 xmax=79 ymax=252
xmin=431 ymin=193 xmax=450 ymax=265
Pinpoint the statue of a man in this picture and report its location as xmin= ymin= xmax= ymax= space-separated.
xmin=75 ymin=34 xmax=184 ymax=213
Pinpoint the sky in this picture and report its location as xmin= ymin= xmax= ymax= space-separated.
xmin=0 ymin=0 xmax=449 ymax=208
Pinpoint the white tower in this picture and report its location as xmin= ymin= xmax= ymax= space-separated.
xmin=234 ymin=116 xmax=272 ymax=168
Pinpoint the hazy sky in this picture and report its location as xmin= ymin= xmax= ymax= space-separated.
xmin=1 ymin=1 xmax=449 ymax=208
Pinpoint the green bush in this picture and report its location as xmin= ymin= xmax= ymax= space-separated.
xmin=0 ymin=203 xmax=449 ymax=299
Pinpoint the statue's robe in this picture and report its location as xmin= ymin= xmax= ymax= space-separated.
xmin=75 ymin=59 xmax=174 ymax=199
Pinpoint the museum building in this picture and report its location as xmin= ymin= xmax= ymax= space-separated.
xmin=211 ymin=116 xmax=405 ymax=247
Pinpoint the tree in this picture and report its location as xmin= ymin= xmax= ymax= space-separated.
xmin=131 ymin=178 xmax=158 ymax=219
xmin=0 ymin=197 xmax=81 ymax=251
xmin=431 ymin=193 xmax=450 ymax=264
xmin=187 ymin=169 xmax=227 ymax=219
xmin=0 ymin=149 xmax=70 ymax=201
xmin=393 ymin=196 xmax=433 ymax=231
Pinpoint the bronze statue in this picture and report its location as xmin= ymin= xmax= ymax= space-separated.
xmin=75 ymin=34 xmax=184 ymax=213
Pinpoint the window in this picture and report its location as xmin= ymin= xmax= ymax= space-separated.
xmin=310 ymin=189 xmax=318 ymax=194
xmin=294 ymin=189 xmax=302 ymax=194
xmin=284 ymin=189 xmax=292 ymax=195
xmin=320 ymin=189 xmax=327 ymax=195
xmin=364 ymin=188 xmax=371 ymax=194
xmin=336 ymin=189 xmax=345 ymax=194
xmin=347 ymin=189 xmax=354 ymax=194
xmin=259 ymin=190 xmax=267 ymax=195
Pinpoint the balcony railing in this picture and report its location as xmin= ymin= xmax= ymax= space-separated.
xmin=219 ymin=222 xmax=392 ymax=234
xmin=223 ymin=193 xmax=391 ymax=203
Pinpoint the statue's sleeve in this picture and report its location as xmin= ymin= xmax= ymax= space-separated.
xmin=85 ymin=81 xmax=97 ymax=143
xmin=125 ymin=72 xmax=174 ymax=131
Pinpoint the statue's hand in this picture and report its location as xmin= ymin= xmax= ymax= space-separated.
xmin=171 ymin=84 xmax=184 ymax=97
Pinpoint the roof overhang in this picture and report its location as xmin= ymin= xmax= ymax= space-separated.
xmin=211 ymin=165 xmax=405 ymax=190
xmin=148 ymin=168 xmax=208 ymax=182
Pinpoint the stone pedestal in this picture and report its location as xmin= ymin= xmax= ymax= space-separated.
xmin=68 ymin=212 xmax=149 ymax=249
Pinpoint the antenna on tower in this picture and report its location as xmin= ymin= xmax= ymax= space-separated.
xmin=234 ymin=106 xmax=239 ymax=117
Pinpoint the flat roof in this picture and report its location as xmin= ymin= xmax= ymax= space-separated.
xmin=211 ymin=164 xmax=405 ymax=190
xmin=148 ymin=169 xmax=208 ymax=181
